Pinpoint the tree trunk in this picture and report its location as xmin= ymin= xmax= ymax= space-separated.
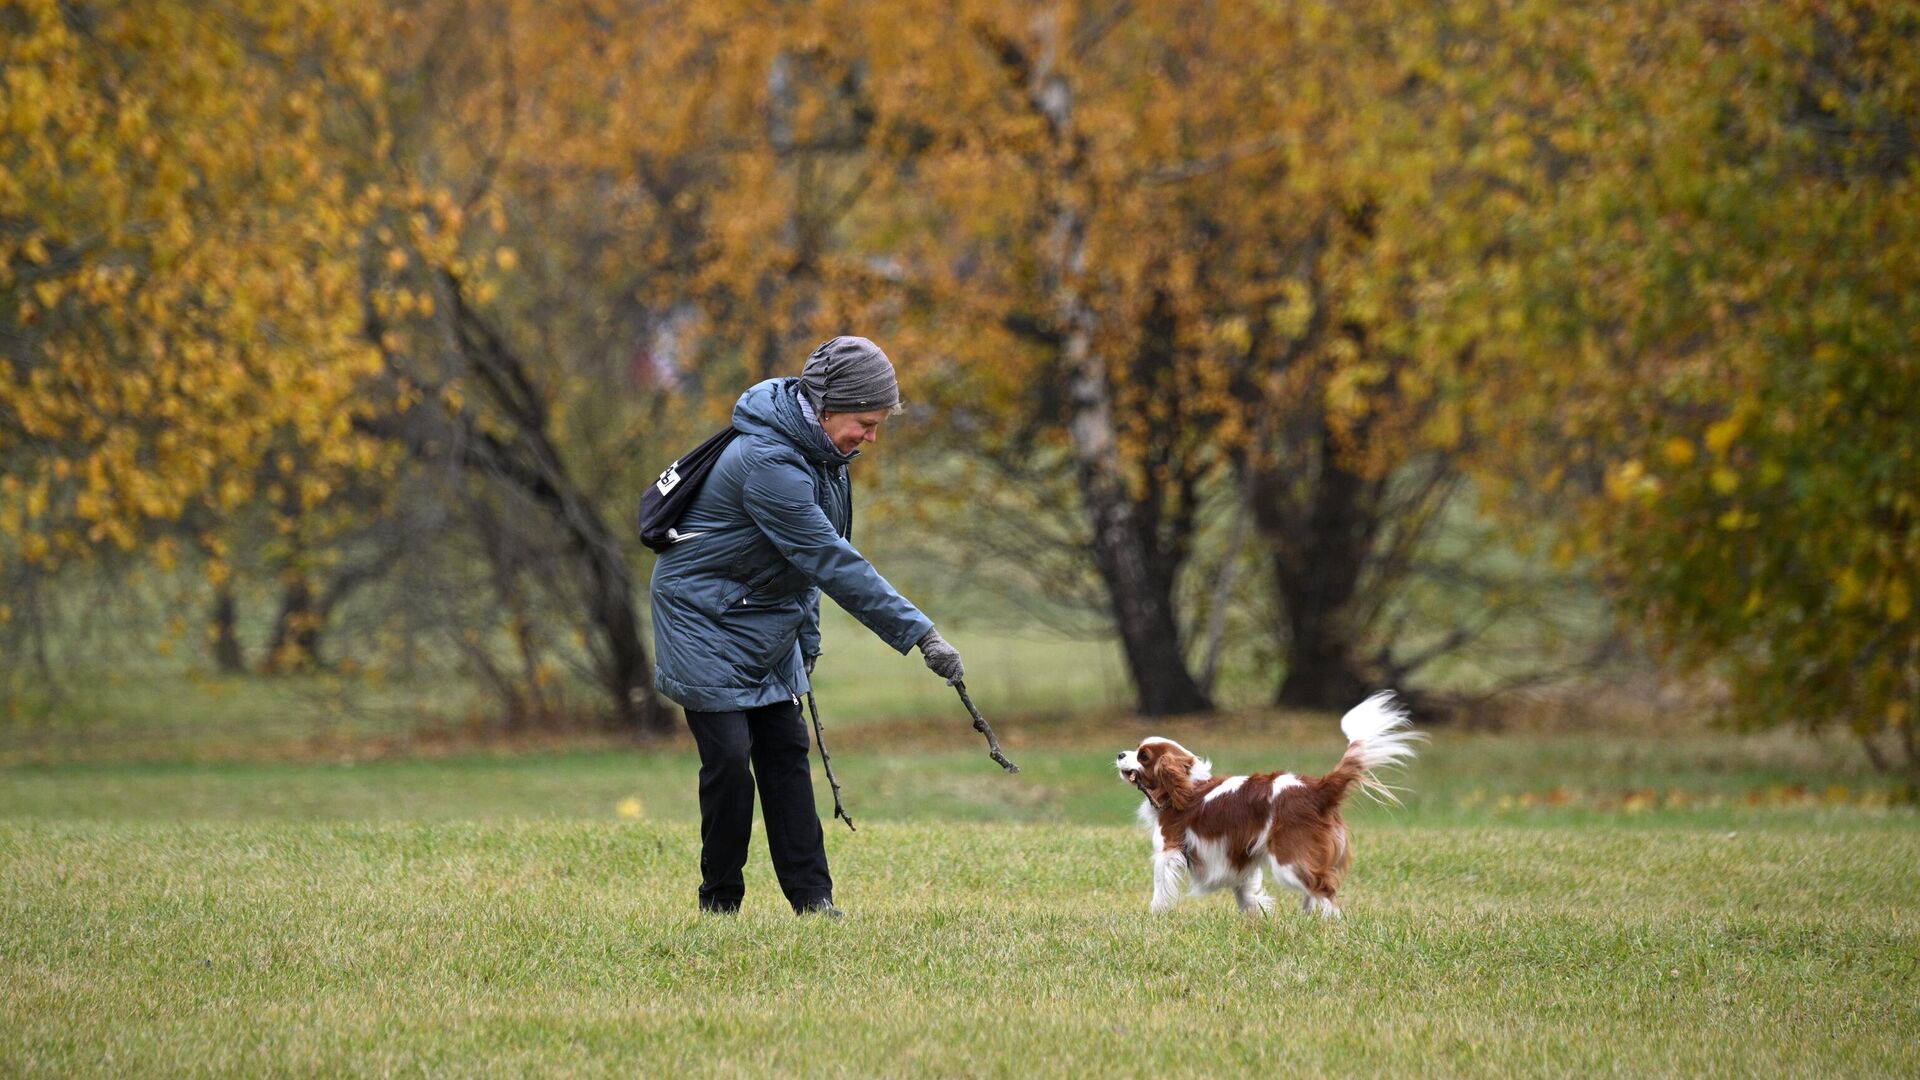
xmin=209 ymin=587 xmax=244 ymax=673
xmin=1029 ymin=13 xmax=1211 ymax=717
xmin=1062 ymin=320 xmax=1212 ymax=715
xmin=264 ymin=577 xmax=321 ymax=672
xmin=1251 ymin=421 xmax=1380 ymax=710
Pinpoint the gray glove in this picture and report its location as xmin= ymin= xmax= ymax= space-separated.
xmin=804 ymin=652 xmax=818 ymax=677
xmin=916 ymin=627 xmax=965 ymax=685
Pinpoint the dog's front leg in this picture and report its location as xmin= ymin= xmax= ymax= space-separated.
xmin=1150 ymin=848 xmax=1187 ymax=914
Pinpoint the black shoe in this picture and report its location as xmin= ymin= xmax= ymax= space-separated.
xmin=796 ymin=899 xmax=845 ymax=919
xmin=699 ymin=899 xmax=741 ymax=916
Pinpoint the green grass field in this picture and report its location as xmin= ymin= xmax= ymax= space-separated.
xmin=6 ymin=818 xmax=1914 ymax=1076
xmin=4 ymin=697 xmax=1917 ymax=1076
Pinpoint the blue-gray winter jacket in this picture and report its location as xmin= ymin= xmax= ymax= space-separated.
xmin=650 ymin=378 xmax=934 ymax=711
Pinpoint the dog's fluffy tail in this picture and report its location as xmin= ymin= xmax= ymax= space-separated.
xmin=1326 ymin=691 xmax=1423 ymax=806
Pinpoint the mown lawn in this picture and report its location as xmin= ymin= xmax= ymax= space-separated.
xmin=3 ymin=715 xmax=1916 ymax=1076
xmin=1 ymin=718 xmax=1907 ymax=829
xmin=4 ymin=818 xmax=1915 ymax=1076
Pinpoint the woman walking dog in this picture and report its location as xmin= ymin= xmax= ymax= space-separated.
xmin=649 ymin=336 xmax=966 ymax=917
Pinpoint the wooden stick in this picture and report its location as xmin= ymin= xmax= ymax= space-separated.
xmin=953 ymin=680 xmax=1020 ymax=773
xmin=805 ymin=690 xmax=855 ymax=831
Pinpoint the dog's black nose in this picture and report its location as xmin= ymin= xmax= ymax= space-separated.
xmin=1116 ymin=753 xmax=1124 ymax=760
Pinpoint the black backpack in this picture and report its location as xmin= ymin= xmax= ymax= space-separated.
xmin=638 ymin=426 xmax=741 ymax=553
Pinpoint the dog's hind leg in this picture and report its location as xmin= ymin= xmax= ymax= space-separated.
xmin=1268 ymin=858 xmax=1312 ymax=912
xmin=1234 ymin=873 xmax=1275 ymax=917
xmin=1298 ymin=850 xmax=1345 ymax=919
xmin=1267 ymin=858 xmax=1340 ymax=917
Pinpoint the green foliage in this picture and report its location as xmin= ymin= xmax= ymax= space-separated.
xmin=1461 ymin=0 xmax=1919 ymax=754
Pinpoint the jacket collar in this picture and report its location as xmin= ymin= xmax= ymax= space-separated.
xmin=732 ymin=378 xmax=856 ymax=468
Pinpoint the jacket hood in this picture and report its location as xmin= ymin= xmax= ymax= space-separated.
xmin=733 ymin=378 xmax=856 ymax=467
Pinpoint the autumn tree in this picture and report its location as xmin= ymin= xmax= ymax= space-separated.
xmin=320 ymin=1 xmax=674 ymax=731
xmin=800 ymin=0 xmax=1307 ymax=715
xmin=329 ymin=0 xmax=918 ymax=730
xmin=0 ymin=0 xmax=394 ymax=672
xmin=790 ymin=1 xmax=1577 ymax=714
xmin=1451 ymin=0 xmax=1919 ymax=777
xmin=491 ymin=0 xmax=1577 ymax=720
xmin=0 ymin=0 xmax=684 ymax=729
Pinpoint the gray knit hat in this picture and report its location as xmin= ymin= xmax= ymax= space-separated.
xmin=800 ymin=336 xmax=903 ymax=414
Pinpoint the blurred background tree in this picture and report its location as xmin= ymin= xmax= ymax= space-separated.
xmin=1447 ymin=0 xmax=1919 ymax=779
xmin=0 ymin=0 xmax=394 ymax=677
xmin=760 ymin=0 xmax=1610 ymax=714
xmin=2 ymin=0 xmax=1911 ymax=772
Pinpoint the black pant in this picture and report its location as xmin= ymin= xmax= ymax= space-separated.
xmin=685 ymin=699 xmax=832 ymax=913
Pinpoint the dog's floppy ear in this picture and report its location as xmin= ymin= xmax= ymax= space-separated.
xmin=1141 ymin=745 xmax=1199 ymax=810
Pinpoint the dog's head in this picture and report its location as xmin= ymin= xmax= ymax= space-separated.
xmin=1115 ymin=737 xmax=1211 ymax=810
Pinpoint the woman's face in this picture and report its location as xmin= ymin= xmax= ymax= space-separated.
xmin=820 ymin=408 xmax=890 ymax=454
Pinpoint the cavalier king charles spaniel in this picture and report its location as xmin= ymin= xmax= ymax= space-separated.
xmin=1115 ymin=691 xmax=1421 ymax=917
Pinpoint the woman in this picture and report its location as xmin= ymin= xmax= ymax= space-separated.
xmin=650 ymin=335 xmax=965 ymax=916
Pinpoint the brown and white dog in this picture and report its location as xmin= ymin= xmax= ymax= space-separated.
xmin=1115 ymin=692 xmax=1421 ymax=917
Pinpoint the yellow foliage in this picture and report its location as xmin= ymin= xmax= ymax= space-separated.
xmin=1705 ymin=417 xmax=1743 ymax=456
xmin=1 ymin=0 xmax=390 ymax=575
xmin=1605 ymin=461 xmax=1647 ymax=502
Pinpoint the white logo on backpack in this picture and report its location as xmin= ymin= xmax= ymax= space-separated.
xmin=655 ymin=461 xmax=682 ymax=496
